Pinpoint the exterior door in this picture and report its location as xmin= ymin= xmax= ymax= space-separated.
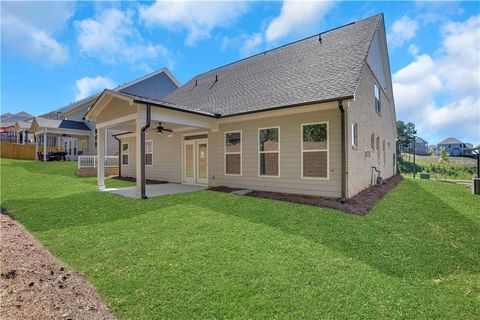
xmin=183 ymin=139 xmax=208 ymax=185
xmin=196 ymin=139 xmax=208 ymax=185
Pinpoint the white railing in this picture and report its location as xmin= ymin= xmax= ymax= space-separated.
xmin=78 ymin=155 xmax=119 ymax=169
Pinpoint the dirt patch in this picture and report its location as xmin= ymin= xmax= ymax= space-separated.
xmin=245 ymin=175 xmax=404 ymax=215
xmin=208 ymin=186 xmax=243 ymax=193
xmin=0 ymin=209 xmax=115 ymax=320
xmin=112 ymin=176 xmax=168 ymax=184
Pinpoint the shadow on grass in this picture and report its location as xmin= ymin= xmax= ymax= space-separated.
xmin=195 ymin=180 xmax=480 ymax=280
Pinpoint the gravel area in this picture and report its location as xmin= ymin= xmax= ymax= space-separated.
xmin=218 ymin=175 xmax=403 ymax=215
xmin=0 ymin=209 xmax=115 ymax=320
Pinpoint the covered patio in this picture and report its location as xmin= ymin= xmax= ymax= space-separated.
xmin=103 ymin=183 xmax=206 ymax=198
xmin=31 ymin=117 xmax=93 ymax=161
xmin=85 ymin=89 xmax=218 ymax=199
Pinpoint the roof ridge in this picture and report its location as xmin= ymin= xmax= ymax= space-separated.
xmin=202 ymin=13 xmax=383 ymax=76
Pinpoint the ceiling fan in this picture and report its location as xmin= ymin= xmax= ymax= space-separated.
xmin=156 ymin=122 xmax=173 ymax=134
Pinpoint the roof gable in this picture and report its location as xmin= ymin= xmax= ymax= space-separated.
xmin=438 ymin=137 xmax=463 ymax=145
xmin=163 ymin=14 xmax=382 ymax=116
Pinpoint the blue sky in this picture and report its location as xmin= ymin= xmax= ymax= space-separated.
xmin=1 ymin=1 xmax=479 ymax=144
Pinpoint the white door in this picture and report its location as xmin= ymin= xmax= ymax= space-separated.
xmin=183 ymin=139 xmax=208 ymax=185
xmin=196 ymin=139 xmax=208 ymax=185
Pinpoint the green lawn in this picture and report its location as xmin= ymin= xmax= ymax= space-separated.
xmin=1 ymin=159 xmax=479 ymax=319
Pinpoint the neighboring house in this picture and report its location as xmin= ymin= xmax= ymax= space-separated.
xmin=0 ymin=112 xmax=33 ymax=142
xmin=413 ymin=137 xmax=429 ymax=155
xmin=85 ymin=14 xmax=398 ymax=200
xmin=18 ymin=68 xmax=180 ymax=161
xmin=436 ymin=137 xmax=473 ymax=156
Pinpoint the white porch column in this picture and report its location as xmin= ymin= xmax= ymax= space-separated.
xmin=16 ymin=131 xmax=19 ymax=143
xmin=97 ymin=128 xmax=106 ymax=190
xmin=35 ymin=134 xmax=39 ymax=160
xmin=135 ymin=106 xmax=146 ymax=198
xmin=22 ymin=129 xmax=26 ymax=144
xmin=43 ymin=129 xmax=47 ymax=161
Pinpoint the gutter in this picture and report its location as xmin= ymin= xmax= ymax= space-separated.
xmin=140 ymin=105 xmax=151 ymax=199
xmin=338 ymin=100 xmax=347 ymax=203
xmin=113 ymin=134 xmax=122 ymax=177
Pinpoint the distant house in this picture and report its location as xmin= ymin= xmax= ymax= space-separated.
xmin=436 ymin=137 xmax=473 ymax=156
xmin=414 ymin=137 xmax=429 ymax=155
xmin=0 ymin=112 xmax=34 ymax=142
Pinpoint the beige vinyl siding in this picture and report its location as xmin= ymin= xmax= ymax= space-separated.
xmin=97 ymin=98 xmax=134 ymax=123
xmin=119 ymin=132 xmax=183 ymax=183
xmin=209 ymin=108 xmax=342 ymax=198
xmin=346 ymin=64 xmax=397 ymax=197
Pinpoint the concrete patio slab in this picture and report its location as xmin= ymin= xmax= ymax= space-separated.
xmin=103 ymin=183 xmax=206 ymax=199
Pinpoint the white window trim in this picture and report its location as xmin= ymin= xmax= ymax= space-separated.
xmin=301 ymin=121 xmax=329 ymax=180
xmin=374 ymin=83 xmax=381 ymax=114
xmin=145 ymin=140 xmax=153 ymax=167
xmin=122 ymin=142 xmax=129 ymax=166
xmin=224 ymin=130 xmax=242 ymax=176
xmin=258 ymin=126 xmax=280 ymax=178
xmin=351 ymin=123 xmax=358 ymax=148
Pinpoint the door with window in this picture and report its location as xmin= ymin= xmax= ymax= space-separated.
xmin=183 ymin=139 xmax=208 ymax=185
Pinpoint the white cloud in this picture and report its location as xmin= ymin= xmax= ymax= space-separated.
xmin=240 ymin=33 xmax=263 ymax=57
xmin=75 ymin=76 xmax=116 ymax=101
xmin=265 ymin=0 xmax=333 ymax=43
xmin=139 ymin=1 xmax=248 ymax=46
xmin=407 ymin=44 xmax=419 ymax=56
xmin=76 ymin=8 xmax=174 ymax=68
xmin=388 ymin=16 xmax=419 ymax=48
xmin=393 ymin=15 xmax=480 ymax=144
xmin=1 ymin=1 xmax=73 ymax=64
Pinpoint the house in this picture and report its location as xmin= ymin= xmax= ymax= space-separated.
xmin=0 ymin=112 xmax=34 ymax=142
xmin=436 ymin=137 xmax=473 ymax=156
xmin=17 ymin=68 xmax=179 ymax=161
xmin=414 ymin=137 xmax=429 ymax=155
xmin=85 ymin=13 xmax=397 ymax=200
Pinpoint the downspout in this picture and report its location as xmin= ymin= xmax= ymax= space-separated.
xmin=113 ymin=135 xmax=122 ymax=177
xmin=140 ymin=104 xmax=151 ymax=199
xmin=338 ymin=100 xmax=347 ymax=203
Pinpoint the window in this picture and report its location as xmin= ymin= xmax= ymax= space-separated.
xmin=371 ymin=133 xmax=375 ymax=149
xmin=122 ymin=143 xmax=129 ymax=165
xmin=145 ymin=140 xmax=153 ymax=166
xmin=351 ymin=123 xmax=358 ymax=148
xmin=302 ymin=122 xmax=328 ymax=179
xmin=259 ymin=127 xmax=279 ymax=177
xmin=225 ymin=131 xmax=242 ymax=175
xmin=374 ymin=84 xmax=381 ymax=113
xmin=382 ymin=139 xmax=386 ymax=166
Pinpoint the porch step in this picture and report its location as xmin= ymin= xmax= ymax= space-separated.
xmin=230 ymin=189 xmax=251 ymax=196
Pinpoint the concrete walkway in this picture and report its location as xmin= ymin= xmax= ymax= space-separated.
xmin=103 ymin=183 xmax=206 ymax=199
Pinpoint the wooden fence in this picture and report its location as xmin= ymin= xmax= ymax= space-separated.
xmin=0 ymin=142 xmax=63 ymax=160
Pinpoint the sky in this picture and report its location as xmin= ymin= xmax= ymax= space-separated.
xmin=1 ymin=0 xmax=479 ymax=145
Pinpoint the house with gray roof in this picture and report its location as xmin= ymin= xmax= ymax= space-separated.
xmin=22 ymin=68 xmax=179 ymax=161
xmin=85 ymin=14 xmax=398 ymax=200
xmin=436 ymin=137 xmax=473 ymax=156
xmin=1 ymin=112 xmax=34 ymax=143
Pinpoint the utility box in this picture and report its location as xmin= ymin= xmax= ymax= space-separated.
xmin=472 ymin=178 xmax=480 ymax=195
xmin=420 ymin=173 xmax=430 ymax=179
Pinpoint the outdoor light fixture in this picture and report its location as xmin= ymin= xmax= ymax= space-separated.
xmin=156 ymin=122 xmax=173 ymax=134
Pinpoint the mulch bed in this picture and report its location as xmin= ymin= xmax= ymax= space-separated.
xmin=212 ymin=175 xmax=403 ymax=215
xmin=208 ymin=186 xmax=243 ymax=193
xmin=0 ymin=209 xmax=115 ymax=320
xmin=112 ymin=176 xmax=168 ymax=184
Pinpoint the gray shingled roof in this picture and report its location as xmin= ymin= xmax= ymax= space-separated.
xmin=35 ymin=117 xmax=90 ymax=131
xmin=163 ymin=14 xmax=382 ymax=116
xmin=438 ymin=137 xmax=464 ymax=145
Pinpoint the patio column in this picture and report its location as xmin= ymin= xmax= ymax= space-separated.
xmin=16 ymin=131 xmax=19 ymax=143
xmin=35 ymin=134 xmax=39 ymax=160
xmin=43 ymin=129 xmax=47 ymax=161
xmin=135 ymin=107 xmax=146 ymax=198
xmin=97 ymin=128 xmax=106 ymax=190
xmin=22 ymin=129 xmax=26 ymax=144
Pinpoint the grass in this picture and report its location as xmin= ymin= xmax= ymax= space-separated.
xmin=1 ymin=158 xmax=479 ymax=319
xmin=400 ymin=153 xmax=477 ymax=180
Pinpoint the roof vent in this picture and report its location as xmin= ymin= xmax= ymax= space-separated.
xmin=318 ymin=34 xmax=322 ymax=43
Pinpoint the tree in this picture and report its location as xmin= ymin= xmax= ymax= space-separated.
xmin=397 ymin=121 xmax=417 ymax=161
xmin=438 ymin=147 xmax=450 ymax=180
